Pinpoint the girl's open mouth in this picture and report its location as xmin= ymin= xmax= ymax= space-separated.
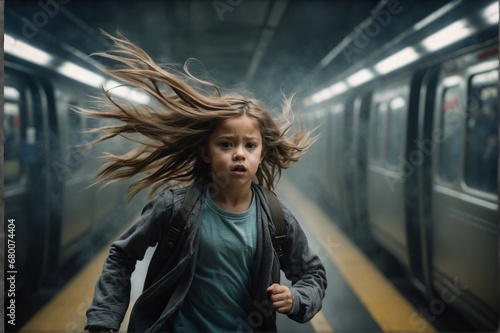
xmin=232 ymin=165 xmax=247 ymax=175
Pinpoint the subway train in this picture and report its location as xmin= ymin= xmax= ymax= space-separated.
xmin=292 ymin=1 xmax=499 ymax=330
xmin=4 ymin=34 xmax=149 ymax=294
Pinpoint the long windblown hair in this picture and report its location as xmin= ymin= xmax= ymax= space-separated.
xmin=80 ymin=33 xmax=315 ymax=200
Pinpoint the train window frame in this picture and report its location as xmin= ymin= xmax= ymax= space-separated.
xmin=4 ymin=82 xmax=29 ymax=186
xmin=68 ymin=101 xmax=83 ymax=147
xmin=369 ymin=101 xmax=387 ymax=164
xmin=386 ymin=96 xmax=407 ymax=168
xmin=463 ymin=68 xmax=498 ymax=195
xmin=369 ymin=80 xmax=410 ymax=172
xmin=54 ymin=86 xmax=90 ymax=176
xmin=436 ymin=82 xmax=465 ymax=185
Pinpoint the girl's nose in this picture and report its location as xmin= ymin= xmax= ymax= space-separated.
xmin=233 ymin=146 xmax=245 ymax=160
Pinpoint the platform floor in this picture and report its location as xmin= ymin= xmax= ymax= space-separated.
xmin=19 ymin=179 xmax=438 ymax=332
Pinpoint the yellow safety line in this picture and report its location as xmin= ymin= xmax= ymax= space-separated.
xmin=280 ymin=179 xmax=437 ymax=333
xmin=20 ymin=247 xmax=109 ymax=332
xmin=20 ymin=221 xmax=137 ymax=333
xmin=310 ymin=310 xmax=335 ymax=332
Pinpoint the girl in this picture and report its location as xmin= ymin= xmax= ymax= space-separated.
xmin=84 ymin=33 xmax=327 ymax=333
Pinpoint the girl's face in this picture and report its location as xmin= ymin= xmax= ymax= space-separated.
xmin=201 ymin=115 xmax=264 ymax=190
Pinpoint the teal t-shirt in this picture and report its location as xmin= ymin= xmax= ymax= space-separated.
xmin=174 ymin=191 xmax=258 ymax=332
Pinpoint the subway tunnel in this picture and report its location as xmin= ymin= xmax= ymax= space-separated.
xmin=3 ymin=0 xmax=500 ymax=332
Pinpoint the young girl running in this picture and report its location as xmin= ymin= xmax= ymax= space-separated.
xmin=84 ymin=33 xmax=327 ymax=333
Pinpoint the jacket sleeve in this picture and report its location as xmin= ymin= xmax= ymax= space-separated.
xmin=279 ymin=205 xmax=328 ymax=323
xmin=85 ymin=191 xmax=173 ymax=332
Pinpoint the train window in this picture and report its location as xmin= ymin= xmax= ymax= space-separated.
xmin=387 ymin=96 xmax=406 ymax=166
xmin=4 ymin=86 xmax=24 ymax=184
xmin=85 ymin=117 xmax=101 ymax=141
xmin=67 ymin=102 xmax=86 ymax=172
xmin=69 ymin=103 xmax=83 ymax=146
xmin=371 ymin=102 xmax=387 ymax=162
xmin=438 ymin=85 xmax=463 ymax=183
xmin=465 ymin=69 xmax=498 ymax=193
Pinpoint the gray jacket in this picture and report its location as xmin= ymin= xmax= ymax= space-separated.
xmin=85 ymin=183 xmax=327 ymax=332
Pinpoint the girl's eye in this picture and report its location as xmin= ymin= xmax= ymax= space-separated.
xmin=220 ymin=141 xmax=232 ymax=149
xmin=246 ymin=142 xmax=257 ymax=149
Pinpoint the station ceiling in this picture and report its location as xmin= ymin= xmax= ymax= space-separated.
xmin=5 ymin=0 xmax=451 ymax=106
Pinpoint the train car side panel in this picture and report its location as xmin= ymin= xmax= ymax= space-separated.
xmin=367 ymin=79 xmax=411 ymax=268
xmin=430 ymin=47 xmax=499 ymax=328
xmin=4 ymin=65 xmax=52 ymax=290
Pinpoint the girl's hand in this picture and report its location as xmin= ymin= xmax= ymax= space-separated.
xmin=266 ymin=283 xmax=293 ymax=314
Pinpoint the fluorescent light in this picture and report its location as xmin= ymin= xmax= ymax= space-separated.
xmin=58 ymin=62 xmax=105 ymax=88
xmin=105 ymin=80 xmax=129 ymax=97
xmin=4 ymin=34 xmax=52 ymax=66
xmin=311 ymin=88 xmax=334 ymax=104
xmin=443 ymin=75 xmax=461 ymax=87
xmin=128 ymin=90 xmax=151 ymax=104
xmin=4 ymin=87 xmax=21 ymax=100
xmin=483 ymin=2 xmax=499 ymax=24
xmin=469 ymin=60 xmax=498 ymax=74
xmin=374 ymin=47 xmax=420 ymax=74
xmin=105 ymin=80 xmax=151 ymax=104
xmin=390 ymin=96 xmax=405 ymax=110
xmin=310 ymin=81 xmax=349 ymax=105
xmin=421 ymin=20 xmax=474 ymax=51
xmin=346 ymin=69 xmax=374 ymax=87
xmin=328 ymin=81 xmax=348 ymax=95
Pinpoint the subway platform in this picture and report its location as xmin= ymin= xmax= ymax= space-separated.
xmin=19 ymin=179 xmax=447 ymax=332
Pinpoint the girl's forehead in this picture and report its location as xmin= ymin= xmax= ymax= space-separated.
xmin=214 ymin=115 xmax=262 ymax=137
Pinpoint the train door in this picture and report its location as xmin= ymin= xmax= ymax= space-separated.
xmin=407 ymin=65 xmax=441 ymax=300
xmin=328 ymin=102 xmax=344 ymax=217
xmin=366 ymin=78 xmax=411 ymax=268
xmin=49 ymin=81 xmax=97 ymax=262
xmin=4 ymin=68 xmax=50 ymax=291
xmin=311 ymin=107 xmax=328 ymax=195
xmin=315 ymin=107 xmax=333 ymax=209
xmin=430 ymin=46 xmax=498 ymax=329
xmin=341 ymin=94 xmax=357 ymax=235
xmin=350 ymin=91 xmax=372 ymax=247
xmin=329 ymin=99 xmax=355 ymax=231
